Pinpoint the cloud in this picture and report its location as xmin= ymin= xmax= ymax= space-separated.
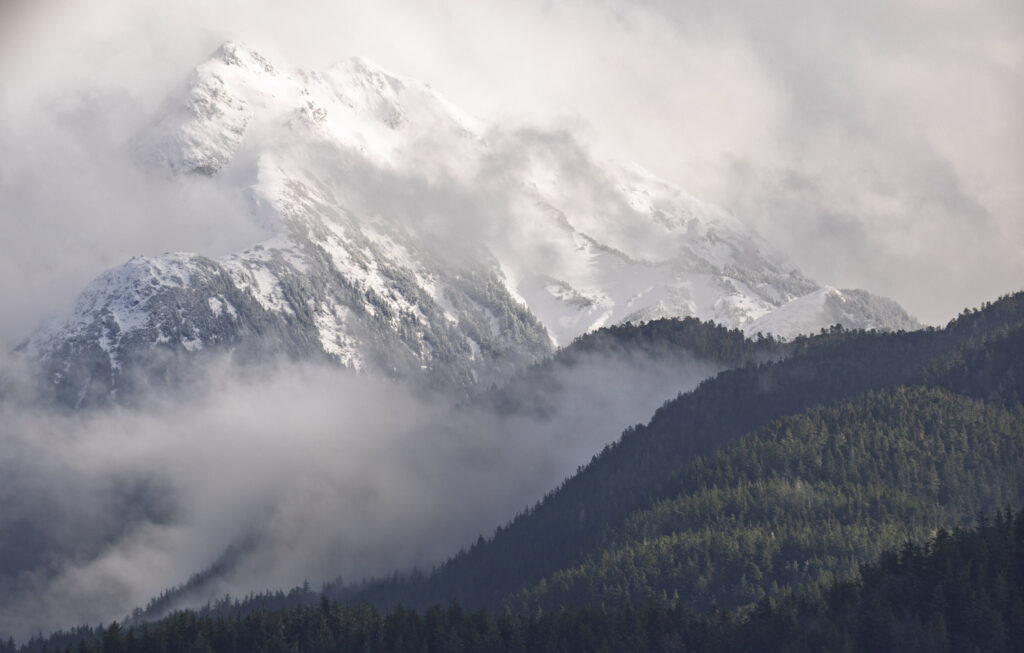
xmin=633 ymin=0 xmax=1024 ymax=322
xmin=0 ymin=346 xmax=719 ymax=639
xmin=0 ymin=82 xmax=266 ymax=347
xmin=3 ymin=0 xmax=1021 ymax=335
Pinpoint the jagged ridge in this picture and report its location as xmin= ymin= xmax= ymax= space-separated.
xmin=23 ymin=41 xmax=918 ymax=405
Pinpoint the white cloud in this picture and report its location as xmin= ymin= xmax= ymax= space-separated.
xmin=0 ymin=347 xmax=719 ymax=638
xmin=3 ymin=0 xmax=1021 ymax=329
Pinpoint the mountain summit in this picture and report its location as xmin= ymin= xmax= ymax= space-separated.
xmin=22 ymin=42 xmax=918 ymax=406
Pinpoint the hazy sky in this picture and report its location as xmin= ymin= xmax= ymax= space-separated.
xmin=1 ymin=0 xmax=1021 ymax=333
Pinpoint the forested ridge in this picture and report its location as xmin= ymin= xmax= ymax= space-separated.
xmin=334 ymin=292 xmax=1024 ymax=613
xmin=12 ymin=291 xmax=1024 ymax=651
xmin=15 ymin=508 xmax=1024 ymax=652
xmin=467 ymin=316 xmax=784 ymax=416
xmin=510 ymin=387 xmax=1024 ymax=612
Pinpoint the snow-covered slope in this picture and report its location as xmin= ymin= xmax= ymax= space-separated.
xmin=23 ymin=222 xmax=549 ymax=407
xmin=743 ymin=287 xmax=919 ymax=338
xmin=23 ymin=42 xmax=918 ymax=406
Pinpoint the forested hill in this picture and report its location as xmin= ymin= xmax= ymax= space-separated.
xmin=16 ymin=508 xmax=1024 ymax=652
xmin=23 ymin=291 xmax=1023 ymax=650
xmin=337 ymin=291 xmax=1024 ymax=612
xmin=467 ymin=316 xmax=785 ymax=416
xmin=510 ymin=386 xmax=1024 ymax=612
xmin=130 ymin=316 xmax=783 ymax=623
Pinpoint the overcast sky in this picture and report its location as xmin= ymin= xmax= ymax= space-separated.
xmin=1 ymin=0 xmax=1021 ymax=332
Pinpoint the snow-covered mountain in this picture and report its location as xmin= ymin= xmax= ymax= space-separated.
xmin=22 ymin=42 xmax=917 ymax=406
xmin=744 ymin=286 xmax=919 ymax=338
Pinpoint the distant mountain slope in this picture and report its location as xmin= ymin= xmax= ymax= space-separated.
xmin=20 ymin=41 xmax=916 ymax=406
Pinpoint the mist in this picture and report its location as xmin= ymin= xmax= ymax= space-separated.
xmin=0 ymin=345 xmax=719 ymax=639
xmin=0 ymin=0 xmax=1021 ymax=641
xmin=1 ymin=0 xmax=1021 ymax=337
xmin=0 ymin=101 xmax=277 ymax=350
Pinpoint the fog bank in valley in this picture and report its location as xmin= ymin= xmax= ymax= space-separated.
xmin=0 ymin=346 xmax=720 ymax=639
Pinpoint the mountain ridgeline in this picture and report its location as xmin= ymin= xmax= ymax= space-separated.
xmin=467 ymin=317 xmax=786 ymax=417
xmin=16 ymin=41 xmax=918 ymax=409
xmin=17 ymin=291 xmax=1024 ymax=652
xmin=126 ymin=316 xmax=784 ymax=621
xmin=328 ymin=291 xmax=1024 ymax=613
xmin=121 ymin=291 xmax=1024 ymax=628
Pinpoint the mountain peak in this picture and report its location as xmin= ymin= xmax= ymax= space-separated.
xmin=336 ymin=55 xmax=403 ymax=83
xmin=137 ymin=42 xmax=483 ymax=178
xmin=26 ymin=40 xmax=922 ymax=406
xmin=215 ymin=41 xmax=277 ymax=75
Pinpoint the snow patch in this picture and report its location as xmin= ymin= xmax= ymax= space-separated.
xmin=314 ymin=304 xmax=363 ymax=370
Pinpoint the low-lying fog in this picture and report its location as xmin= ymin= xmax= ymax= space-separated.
xmin=0 ymin=347 xmax=720 ymax=639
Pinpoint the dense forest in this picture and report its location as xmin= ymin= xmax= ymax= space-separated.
xmin=327 ymin=292 xmax=1024 ymax=614
xmin=11 ymin=291 xmax=1024 ymax=651
xmin=467 ymin=315 xmax=785 ymax=416
xmin=510 ymin=387 xmax=1024 ymax=612
xmin=15 ymin=508 xmax=1024 ymax=652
